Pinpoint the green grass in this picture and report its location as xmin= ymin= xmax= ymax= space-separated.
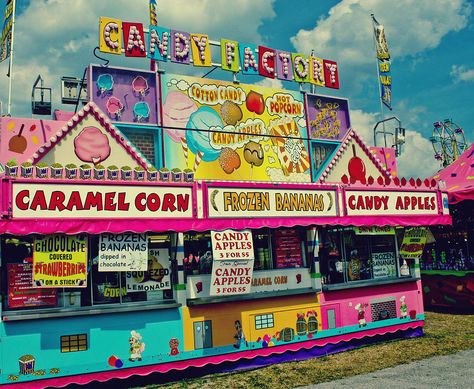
xmin=140 ymin=312 xmax=474 ymax=389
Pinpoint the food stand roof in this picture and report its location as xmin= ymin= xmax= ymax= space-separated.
xmin=433 ymin=143 xmax=474 ymax=204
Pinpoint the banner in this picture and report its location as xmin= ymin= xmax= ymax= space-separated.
xmin=0 ymin=0 xmax=13 ymax=63
xmin=399 ymin=227 xmax=427 ymax=259
xmin=126 ymin=248 xmax=171 ymax=292
xmin=33 ymin=235 xmax=88 ymax=288
xmin=371 ymin=251 xmax=397 ymax=278
xmin=379 ymin=60 xmax=392 ymax=110
xmin=372 ymin=16 xmax=392 ymax=110
xmin=354 ymin=226 xmax=395 ymax=235
xmin=99 ymin=233 xmax=148 ymax=272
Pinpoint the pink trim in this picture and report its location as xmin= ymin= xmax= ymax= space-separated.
xmin=2 ymin=321 xmax=423 ymax=389
xmin=0 ymin=215 xmax=452 ymax=235
xmin=31 ymin=102 xmax=150 ymax=169
xmin=318 ymin=129 xmax=391 ymax=183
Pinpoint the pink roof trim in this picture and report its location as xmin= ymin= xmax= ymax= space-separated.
xmin=30 ymin=102 xmax=150 ymax=169
xmin=318 ymin=129 xmax=391 ymax=183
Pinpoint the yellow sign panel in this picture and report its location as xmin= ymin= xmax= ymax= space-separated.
xmin=190 ymin=34 xmax=211 ymax=67
xmin=33 ymin=235 xmax=88 ymax=288
xmin=399 ymin=227 xmax=427 ymax=259
xmin=99 ymin=17 xmax=122 ymax=55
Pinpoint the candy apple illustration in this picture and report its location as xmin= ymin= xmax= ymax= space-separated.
xmin=246 ymin=90 xmax=265 ymax=115
xmin=348 ymin=144 xmax=366 ymax=183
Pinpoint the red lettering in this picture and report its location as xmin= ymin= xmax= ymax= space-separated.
xmin=49 ymin=191 xmax=66 ymax=211
xmin=177 ymin=194 xmax=189 ymax=212
xmin=161 ymin=193 xmax=176 ymax=212
xmin=15 ymin=190 xmax=30 ymax=210
xmin=404 ymin=196 xmax=410 ymax=209
xmin=430 ymin=197 xmax=435 ymax=210
xmin=348 ymin=195 xmax=356 ymax=210
xmin=30 ymin=190 xmax=47 ymax=210
xmin=84 ymin=192 xmax=103 ymax=211
xmin=135 ymin=193 xmax=146 ymax=211
xmin=66 ymin=191 xmax=84 ymax=211
xmin=411 ymin=196 xmax=417 ymax=210
xmin=365 ymin=196 xmax=373 ymax=210
xmin=117 ymin=192 xmax=130 ymax=211
xmin=357 ymin=195 xmax=365 ymax=209
xmin=396 ymin=196 xmax=404 ymax=210
xmin=104 ymin=192 xmax=117 ymax=211
xmin=147 ymin=193 xmax=161 ymax=212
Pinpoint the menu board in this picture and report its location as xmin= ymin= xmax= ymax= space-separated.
xmin=7 ymin=263 xmax=58 ymax=309
xmin=273 ymin=229 xmax=303 ymax=269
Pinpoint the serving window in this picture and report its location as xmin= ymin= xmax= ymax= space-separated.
xmin=183 ymin=227 xmax=309 ymax=277
xmin=1 ymin=233 xmax=176 ymax=316
xmin=319 ymin=227 xmax=402 ymax=286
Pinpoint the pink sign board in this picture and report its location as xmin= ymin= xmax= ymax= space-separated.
xmin=0 ymin=117 xmax=65 ymax=165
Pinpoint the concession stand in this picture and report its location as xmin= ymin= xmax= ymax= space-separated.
xmin=420 ymin=143 xmax=474 ymax=309
xmin=0 ymin=13 xmax=451 ymax=389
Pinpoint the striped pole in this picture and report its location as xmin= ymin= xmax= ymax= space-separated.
xmin=173 ymin=232 xmax=187 ymax=305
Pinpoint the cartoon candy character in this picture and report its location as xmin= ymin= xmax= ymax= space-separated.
xmin=355 ymin=303 xmax=368 ymax=327
xmin=233 ymin=320 xmax=247 ymax=349
xmin=169 ymin=338 xmax=179 ymax=356
xmin=129 ymin=330 xmax=145 ymax=362
xmin=400 ymin=296 xmax=408 ymax=319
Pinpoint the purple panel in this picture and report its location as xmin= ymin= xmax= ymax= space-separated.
xmin=306 ymin=94 xmax=351 ymax=141
xmin=90 ymin=65 xmax=158 ymax=126
xmin=170 ymin=30 xmax=191 ymax=64
xmin=276 ymin=50 xmax=294 ymax=81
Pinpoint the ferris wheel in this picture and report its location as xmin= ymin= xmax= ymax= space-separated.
xmin=430 ymin=119 xmax=468 ymax=167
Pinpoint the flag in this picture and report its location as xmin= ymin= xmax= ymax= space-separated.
xmin=372 ymin=15 xmax=392 ymax=110
xmin=149 ymin=0 xmax=157 ymax=26
xmin=0 ymin=0 xmax=14 ymax=63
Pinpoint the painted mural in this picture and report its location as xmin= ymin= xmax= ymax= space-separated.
xmin=89 ymin=65 xmax=159 ymax=125
xmin=161 ymin=74 xmax=310 ymax=182
xmin=306 ymin=94 xmax=350 ymax=141
xmin=0 ymin=118 xmax=65 ymax=165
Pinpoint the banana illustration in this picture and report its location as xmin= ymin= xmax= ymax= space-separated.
xmin=210 ymin=189 xmax=219 ymax=212
xmin=326 ymin=192 xmax=333 ymax=211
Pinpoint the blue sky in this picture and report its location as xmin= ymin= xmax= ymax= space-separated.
xmin=0 ymin=0 xmax=472 ymax=177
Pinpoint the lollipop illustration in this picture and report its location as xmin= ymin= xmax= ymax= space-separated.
xmin=132 ymin=76 xmax=149 ymax=98
xmin=186 ymin=106 xmax=223 ymax=171
xmin=163 ymin=91 xmax=198 ymax=163
xmin=8 ymin=124 xmax=27 ymax=154
xmin=96 ymin=74 xmax=114 ymax=96
xmin=219 ymin=147 xmax=241 ymax=174
xmin=243 ymin=141 xmax=264 ymax=179
xmin=106 ymin=96 xmax=124 ymax=119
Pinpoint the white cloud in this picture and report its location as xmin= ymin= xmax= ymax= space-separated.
xmin=450 ymin=64 xmax=474 ymax=82
xmin=348 ymin=108 xmax=439 ymax=178
xmin=255 ymin=78 xmax=284 ymax=90
xmin=290 ymin=0 xmax=472 ymax=96
xmin=291 ymin=0 xmax=471 ymax=64
xmin=0 ymin=0 xmax=276 ymax=116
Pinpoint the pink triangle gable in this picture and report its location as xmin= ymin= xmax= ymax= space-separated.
xmin=31 ymin=102 xmax=150 ymax=169
xmin=317 ymin=129 xmax=391 ymax=184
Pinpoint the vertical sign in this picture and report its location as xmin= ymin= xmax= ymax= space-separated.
xmin=0 ymin=0 xmax=14 ymax=63
xmin=210 ymin=229 xmax=254 ymax=296
xmin=372 ymin=15 xmax=392 ymax=110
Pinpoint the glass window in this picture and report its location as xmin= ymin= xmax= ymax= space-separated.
xmin=1 ymin=233 xmax=175 ymax=314
xmin=183 ymin=232 xmax=213 ymax=276
xmin=255 ymin=313 xmax=274 ymax=329
xmin=320 ymin=227 xmax=400 ymax=286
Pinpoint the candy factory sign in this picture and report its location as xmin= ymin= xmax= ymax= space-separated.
xmin=98 ymin=17 xmax=339 ymax=88
xmin=12 ymin=183 xmax=193 ymax=219
xmin=207 ymin=187 xmax=337 ymax=218
xmin=345 ymin=190 xmax=439 ymax=216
